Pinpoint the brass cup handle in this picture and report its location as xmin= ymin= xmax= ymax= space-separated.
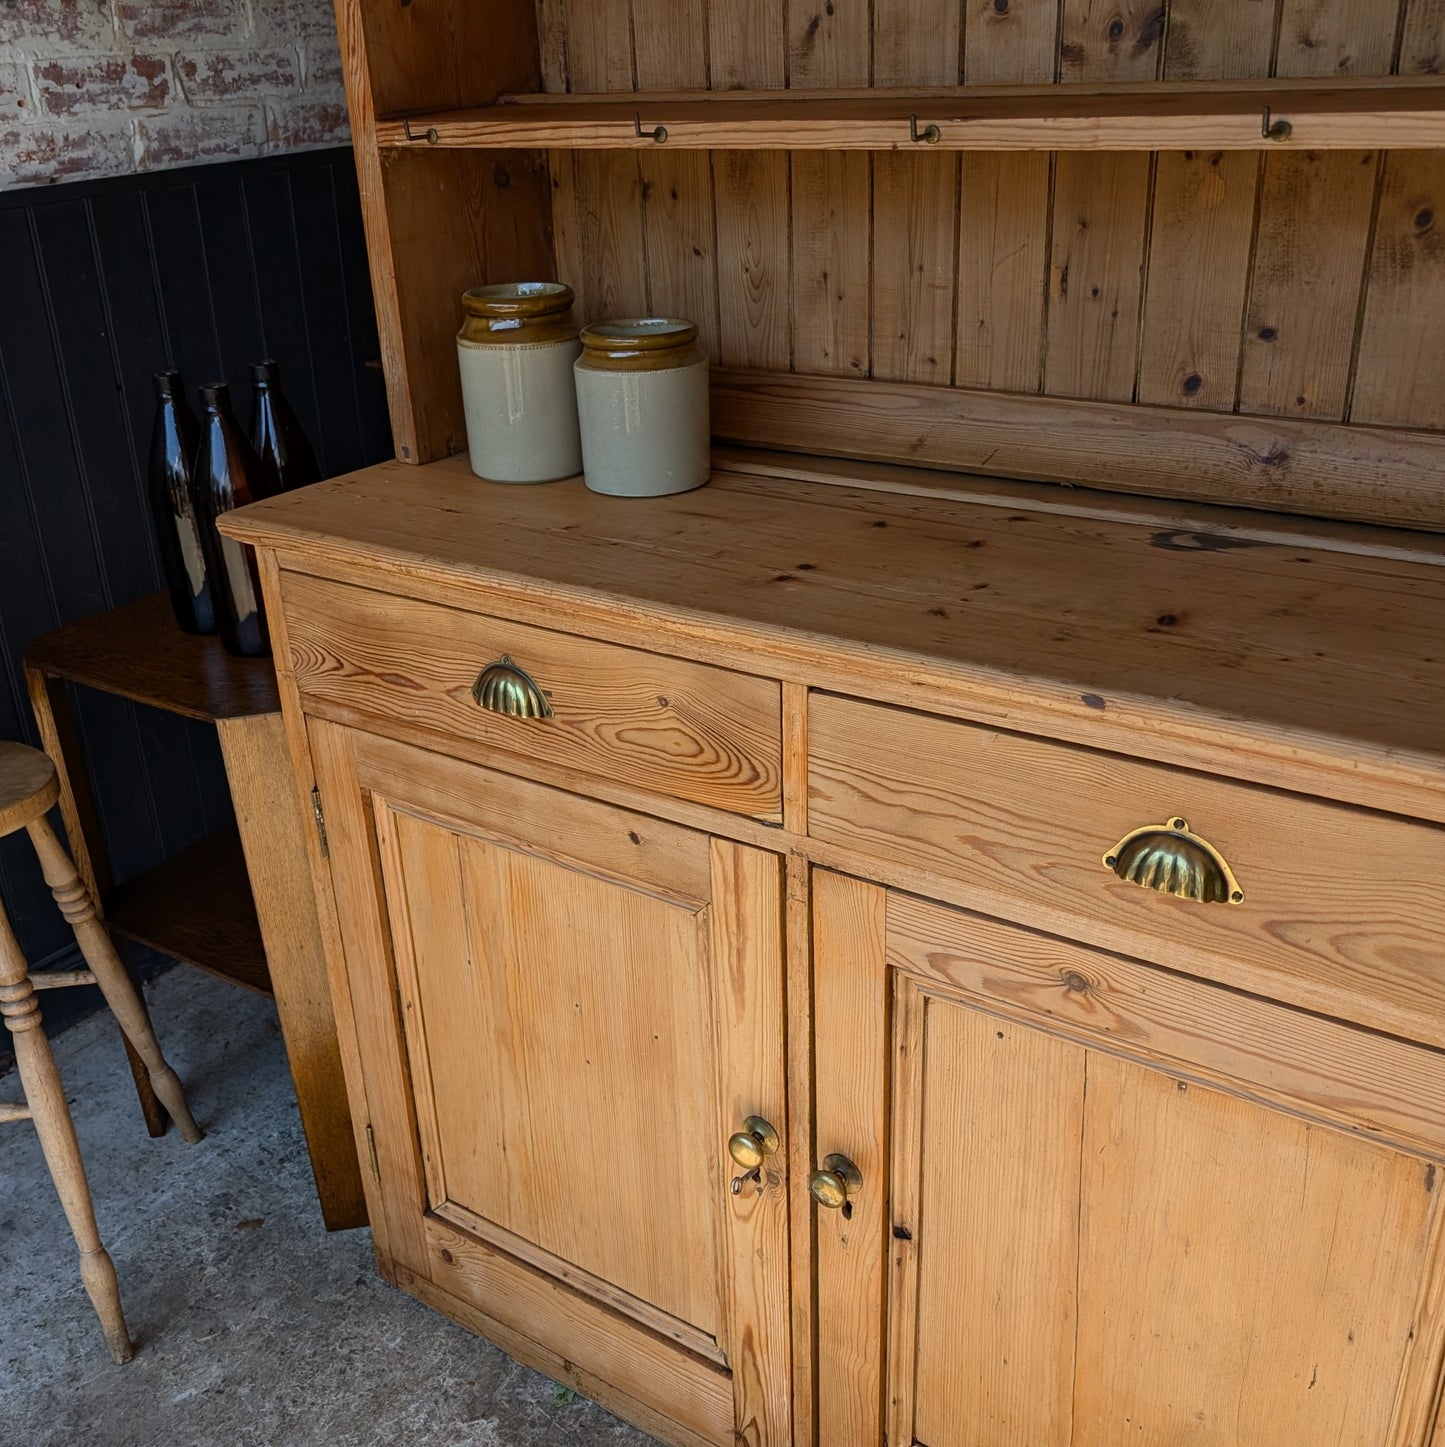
xmin=727 ymin=1115 xmax=780 ymax=1196
xmin=1103 ymin=816 xmax=1243 ymax=906
xmin=471 ymin=655 xmax=553 ymax=719
xmin=808 ymin=1153 xmax=862 ymax=1211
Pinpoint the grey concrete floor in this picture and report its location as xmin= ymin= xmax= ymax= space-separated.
xmin=0 ymin=966 xmax=658 ymax=1446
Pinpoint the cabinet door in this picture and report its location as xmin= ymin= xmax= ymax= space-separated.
xmin=310 ymin=720 xmax=790 ymax=1447
xmin=811 ymin=870 xmax=1445 ymax=1447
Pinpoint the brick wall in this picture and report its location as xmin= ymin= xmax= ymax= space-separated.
xmin=0 ymin=0 xmax=350 ymax=188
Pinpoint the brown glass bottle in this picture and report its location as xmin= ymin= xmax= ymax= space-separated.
xmin=250 ymin=359 xmax=321 ymax=493
xmin=148 ymin=372 xmax=216 ymax=634
xmin=194 ymin=382 xmax=274 ymax=657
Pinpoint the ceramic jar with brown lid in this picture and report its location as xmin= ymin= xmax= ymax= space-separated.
xmin=573 ymin=318 xmax=710 ymax=497
xmin=456 ymin=282 xmax=583 ymax=483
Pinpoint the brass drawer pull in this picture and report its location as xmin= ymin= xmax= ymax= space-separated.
xmin=728 ymin=1114 xmax=780 ymax=1196
xmin=808 ymin=1153 xmax=862 ymax=1211
xmin=471 ymin=655 xmax=553 ymax=719
xmin=1103 ymin=816 xmax=1244 ymax=905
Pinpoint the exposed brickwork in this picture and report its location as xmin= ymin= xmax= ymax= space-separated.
xmin=35 ymin=53 xmax=171 ymax=115
xmin=176 ymin=48 xmax=298 ymax=102
xmin=0 ymin=0 xmax=348 ymax=188
xmin=264 ymin=96 xmax=347 ymax=150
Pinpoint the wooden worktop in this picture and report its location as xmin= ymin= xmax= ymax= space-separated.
xmin=223 ymin=452 xmax=1445 ymax=823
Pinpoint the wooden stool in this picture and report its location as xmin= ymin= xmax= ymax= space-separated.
xmin=0 ymin=742 xmax=203 ymax=1362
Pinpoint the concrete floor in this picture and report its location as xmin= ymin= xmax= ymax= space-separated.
xmin=0 ymin=966 xmax=658 ymax=1446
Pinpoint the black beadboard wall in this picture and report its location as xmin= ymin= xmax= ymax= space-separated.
xmin=0 ymin=145 xmax=391 ymax=997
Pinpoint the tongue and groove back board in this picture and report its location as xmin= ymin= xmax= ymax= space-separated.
xmin=341 ymin=0 xmax=1445 ymax=527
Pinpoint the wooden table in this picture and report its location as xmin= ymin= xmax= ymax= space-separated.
xmin=26 ymin=592 xmax=365 ymax=1231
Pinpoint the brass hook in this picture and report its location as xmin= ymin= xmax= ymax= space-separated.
xmin=403 ymin=118 xmax=439 ymax=144
xmin=909 ymin=114 xmax=941 ymax=144
xmin=634 ymin=113 xmax=668 ymax=143
xmin=1261 ymin=106 xmax=1292 ymax=142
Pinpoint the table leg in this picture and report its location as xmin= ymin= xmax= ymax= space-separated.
xmin=26 ymin=665 xmax=168 ymax=1138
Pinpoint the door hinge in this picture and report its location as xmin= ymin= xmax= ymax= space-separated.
xmin=365 ymin=1123 xmax=380 ymax=1182
xmin=310 ymin=785 xmax=329 ymax=858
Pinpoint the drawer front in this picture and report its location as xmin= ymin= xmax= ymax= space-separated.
xmin=281 ymin=571 xmax=783 ymax=820
xmin=809 ymin=692 xmax=1445 ymax=1046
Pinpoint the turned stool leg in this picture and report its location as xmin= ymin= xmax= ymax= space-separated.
xmin=0 ymin=899 xmax=133 ymax=1363
xmin=26 ymin=816 xmax=203 ymax=1146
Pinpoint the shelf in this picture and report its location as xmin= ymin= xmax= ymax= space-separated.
xmin=107 ymin=825 xmax=272 ymax=996
xmin=26 ymin=590 xmax=280 ymax=723
xmin=376 ymin=77 xmax=1445 ymax=154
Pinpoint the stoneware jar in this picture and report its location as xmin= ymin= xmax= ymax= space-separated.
xmin=456 ymin=281 xmax=583 ymax=483
xmin=573 ymin=318 xmax=710 ymax=497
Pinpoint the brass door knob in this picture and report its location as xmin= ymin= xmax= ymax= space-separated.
xmin=808 ymin=1153 xmax=862 ymax=1210
xmin=728 ymin=1115 xmax=780 ymax=1195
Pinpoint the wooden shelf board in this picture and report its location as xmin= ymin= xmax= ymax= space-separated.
xmin=375 ymin=77 xmax=1445 ymax=153
xmin=107 ymin=825 xmax=272 ymax=996
xmin=26 ymin=591 xmax=280 ymax=723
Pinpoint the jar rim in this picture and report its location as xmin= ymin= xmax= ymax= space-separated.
xmin=581 ymin=317 xmax=699 ymax=353
xmin=462 ymin=281 xmax=575 ymax=318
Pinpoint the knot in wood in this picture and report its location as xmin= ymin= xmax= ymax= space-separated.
xmin=1063 ymin=971 xmax=1090 ymax=994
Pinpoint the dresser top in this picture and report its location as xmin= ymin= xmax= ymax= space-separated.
xmin=223 ymin=453 xmax=1445 ymax=821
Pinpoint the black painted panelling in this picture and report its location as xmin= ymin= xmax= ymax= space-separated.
xmin=0 ymin=147 xmax=391 ymax=993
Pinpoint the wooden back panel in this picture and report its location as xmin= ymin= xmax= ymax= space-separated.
xmin=343 ymin=0 xmax=1445 ymax=525
xmin=548 ymin=0 xmax=1442 ymax=426
xmin=543 ymin=0 xmax=1445 ymax=529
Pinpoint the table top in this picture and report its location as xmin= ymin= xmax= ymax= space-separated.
xmin=221 ymin=451 xmax=1445 ymax=823
xmin=26 ymin=591 xmax=280 ymax=721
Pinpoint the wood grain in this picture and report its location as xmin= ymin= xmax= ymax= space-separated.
xmin=874 ymin=0 xmax=961 ymax=86
xmin=1073 ymin=1055 xmax=1434 ymax=1445
xmin=956 ymin=151 xmax=1050 ymax=391
xmin=810 ymin=691 xmax=1445 ymax=1049
xmin=1163 ymin=0 xmax=1277 ymax=79
xmin=912 ymin=1001 xmax=1084 ymax=1445
xmin=1402 ymin=0 xmax=1445 ymax=74
xmin=550 ymin=149 xmax=649 ymax=328
xmin=887 ymin=889 xmax=1445 ymax=1160
xmin=811 ymin=871 xmax=888 ymax=1447
xmin=872 ymin=150 xmax=959 ymax=384
xmin=280 ymin=569 xmax=783 ymax=820
xmin=422 ymin=1219 xmax=735 ymax=1445
xmin=1137 ymin=148 xmax=1259 ymax=408
xmin=639 ymin=149 xmax=721 ymax=357
xmin=1060 ymin=0 xmax=1165 ymax=81
xmin=1353 ymin=150 xmax=1445 ymax=428
xmin=308 ymin=717 xmax=431 ymax=1279
xmin=710 ymin=367 xmax=1445 ymax=529
xmin=965 ymin=0 xmax=1060 ymax=83
xmin=1276 ymin=0 xmax=1401 ymax=77
xmin=788 ymin=0 xmax=871 ymax=88
xmin=25 ymin=590 xmax=279 ymax=721
xmin=225 ymin=457 xmax=1445 ymax=827
xmin=217 ymin=711 xmax=364 ymax=1230
xmin=714 ymin=151 xmax=792 ymax=370
xmin=1045 ymin=151 xmax=1152 ymax=400
xmin=708 ymin=0 xmax=786 ymax=88
xmin=791 ymin=150 xmax=871 ymax=377
xmin=1239 ymin=148 xmax=1380 ymax=419
xmin=710 ymin=840 xmax=790 ymax=1446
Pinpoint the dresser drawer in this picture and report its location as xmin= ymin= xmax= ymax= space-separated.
xmin=280 ymin=572 xmax=782 ymax=820
xmin=809 ymin=692 xmax=1445 ymax=1046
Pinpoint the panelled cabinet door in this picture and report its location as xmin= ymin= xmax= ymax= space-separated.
xmin=811 ymin=870 xmax=1445 ymax=1447
xmin=310 ymin=720 xmax=791 ymax=1447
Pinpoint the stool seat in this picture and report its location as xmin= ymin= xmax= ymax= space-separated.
xmin=0 ymin=742 xmax=60 ymax=837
